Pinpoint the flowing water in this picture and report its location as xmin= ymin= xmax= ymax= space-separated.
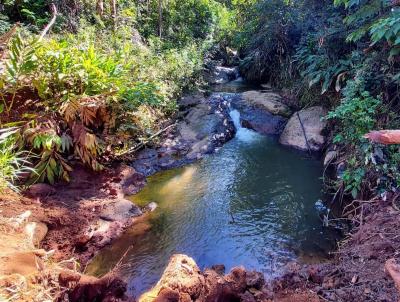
xmin=87 ymin=90 xmax=339 ymax=297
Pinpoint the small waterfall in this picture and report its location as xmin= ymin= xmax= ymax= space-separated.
xmin=229 ymin=109 xmax=242 ymax=129
xmin=229 ymin=109 xmax=259 ymax=142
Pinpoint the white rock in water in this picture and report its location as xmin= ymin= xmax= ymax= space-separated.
xmin=144 ymin=202 xmax=158 ymax=212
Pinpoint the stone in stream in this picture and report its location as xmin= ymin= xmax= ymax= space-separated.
xmin=279 ymin=106 xmax=327 ymax=152
xmin=132 ymin=96 xmax=235 ymax=176
xmin=242 ymin=90 xmax=292 ymax=117
xmin=204 ymin=65 xmax=240 ymax=85
xmin=139 ymin=254 xmax=267 ymax=302
xmin=142 ymin=201 xmax=158 ymax=213
xmin=231 ymin=96 xmax=287 ymax=135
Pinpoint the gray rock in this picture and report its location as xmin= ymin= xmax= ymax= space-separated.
xmin=100 ymin=199 xmax=142 ymax=222
xmin=240 ymin=109 xmax=287 ymax=135
xmin=178 ymin=93 xmax=205 ymax=109
xmin=179 ymin=104 xmax=221 ymax=141
xmin=279 ymin=106 xmax=327 ymax=152
xmin=231 ymin=99 xmax=287 ymax=135
xmin=242 ymin=90 xmax=292 ymax=117
xmin=205 ymin=65 xmax=239 ymax=84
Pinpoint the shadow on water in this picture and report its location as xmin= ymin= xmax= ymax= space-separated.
xmin=86 ymin=113 xmax=341 ymax=296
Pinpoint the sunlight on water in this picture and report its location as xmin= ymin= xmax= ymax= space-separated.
xmin=87 ymin=105 xmax=340 ymax=298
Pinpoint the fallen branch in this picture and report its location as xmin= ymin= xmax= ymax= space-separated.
xmin=364 ymin=130 xmax=400 ymax=145
xmin=116 ymin=122 xmax=177 ymax=157
xmin=296 ymin=112 xmax=311 ymax=155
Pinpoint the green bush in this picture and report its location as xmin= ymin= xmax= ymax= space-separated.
xmin=0 ymin=128 xmax=32 ymax=192
xmin=0 ymin=24 xmax=205 ymax=185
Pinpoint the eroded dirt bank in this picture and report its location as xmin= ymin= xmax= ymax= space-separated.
xmin=0 ymin=164 xmax=145 ymax=301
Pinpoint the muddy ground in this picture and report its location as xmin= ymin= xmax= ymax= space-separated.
xmin=1 ymin=163 xmax=147 ymax=267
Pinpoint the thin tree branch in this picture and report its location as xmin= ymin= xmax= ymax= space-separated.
xmin=38 ymin=3 xmax=57 ymax=42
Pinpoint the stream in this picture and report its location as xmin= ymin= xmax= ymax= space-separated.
xmin=86 ymin=81 xmax=340 ymax=297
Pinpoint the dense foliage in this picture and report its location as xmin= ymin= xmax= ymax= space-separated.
xmin=1 ymin=0 xmax=400 ymax=200
xmin=0 ymin=0 xmax=233 ymax=190
xmin=235 ymin=0 xmax=400 ymax=198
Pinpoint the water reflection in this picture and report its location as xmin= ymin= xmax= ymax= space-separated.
xmin=86 ymin=133 xmax=339 ymax=297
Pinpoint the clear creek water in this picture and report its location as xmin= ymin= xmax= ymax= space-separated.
xmin=86 ymin=94 xmax=339 ymax=297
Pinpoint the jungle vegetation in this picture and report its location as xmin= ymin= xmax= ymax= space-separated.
xmin=0 ymin=0 xmax=399 ymax=201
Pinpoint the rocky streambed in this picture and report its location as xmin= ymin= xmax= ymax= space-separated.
xmin=82 ymin=69 xmax=341 ymax=301
xmin=1 ymin=65 xmax=398 ymax=302
xmin=131 ymin=87 xmax=329 ymax=178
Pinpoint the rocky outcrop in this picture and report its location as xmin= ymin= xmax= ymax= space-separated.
xmin=133 ymin=94 xmax=235 ymax=176
xmin=231 ymin=94 xmax=287 ymax=136
xmin=242 ymin=91 xmax=292 ymax=117
xmin=139 ymin=254 xmax=268 ymax=302
xmin=204 ymin=65 xmax=239 ymax=85
xmin=279 ymin=106 xmax=327 ymax=152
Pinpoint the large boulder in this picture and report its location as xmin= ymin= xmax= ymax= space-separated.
xmin=279 ymin=106 xmax=327 ymax=152
xmin=204 ymin=65 xmax=239 ymax=85
xmin=139 ymin=254 xmax=205 ymax=302
xmin=242 ymin=91 xmax=292 ymax=117
xmin=139 ymin=254 xmax=267 ymax=302
xmin=231 ymin=96 xmax=287 ymax=135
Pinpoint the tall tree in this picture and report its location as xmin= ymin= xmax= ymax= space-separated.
xmin=158 ymin=0 xmax=163 ymax=38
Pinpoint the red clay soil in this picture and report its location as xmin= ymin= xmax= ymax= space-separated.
xmin=0 ymin=163 xmax=146 ymax=267
xmin=266 ymin=194 xmax=400 ymax=302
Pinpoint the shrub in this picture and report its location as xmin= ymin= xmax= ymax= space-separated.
xmin=0 ymin=24 xmax=205 ymax=185
xmin=0 ymin=127 xmax=32 ymax=192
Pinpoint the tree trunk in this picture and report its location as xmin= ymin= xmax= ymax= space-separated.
xmin=109 ymin=0 xmax=117 ymax=26
xmin=96 ymin=0 xmax=104 ymax=17
xmin=158 ymin=0 xmax=162 ymax=38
